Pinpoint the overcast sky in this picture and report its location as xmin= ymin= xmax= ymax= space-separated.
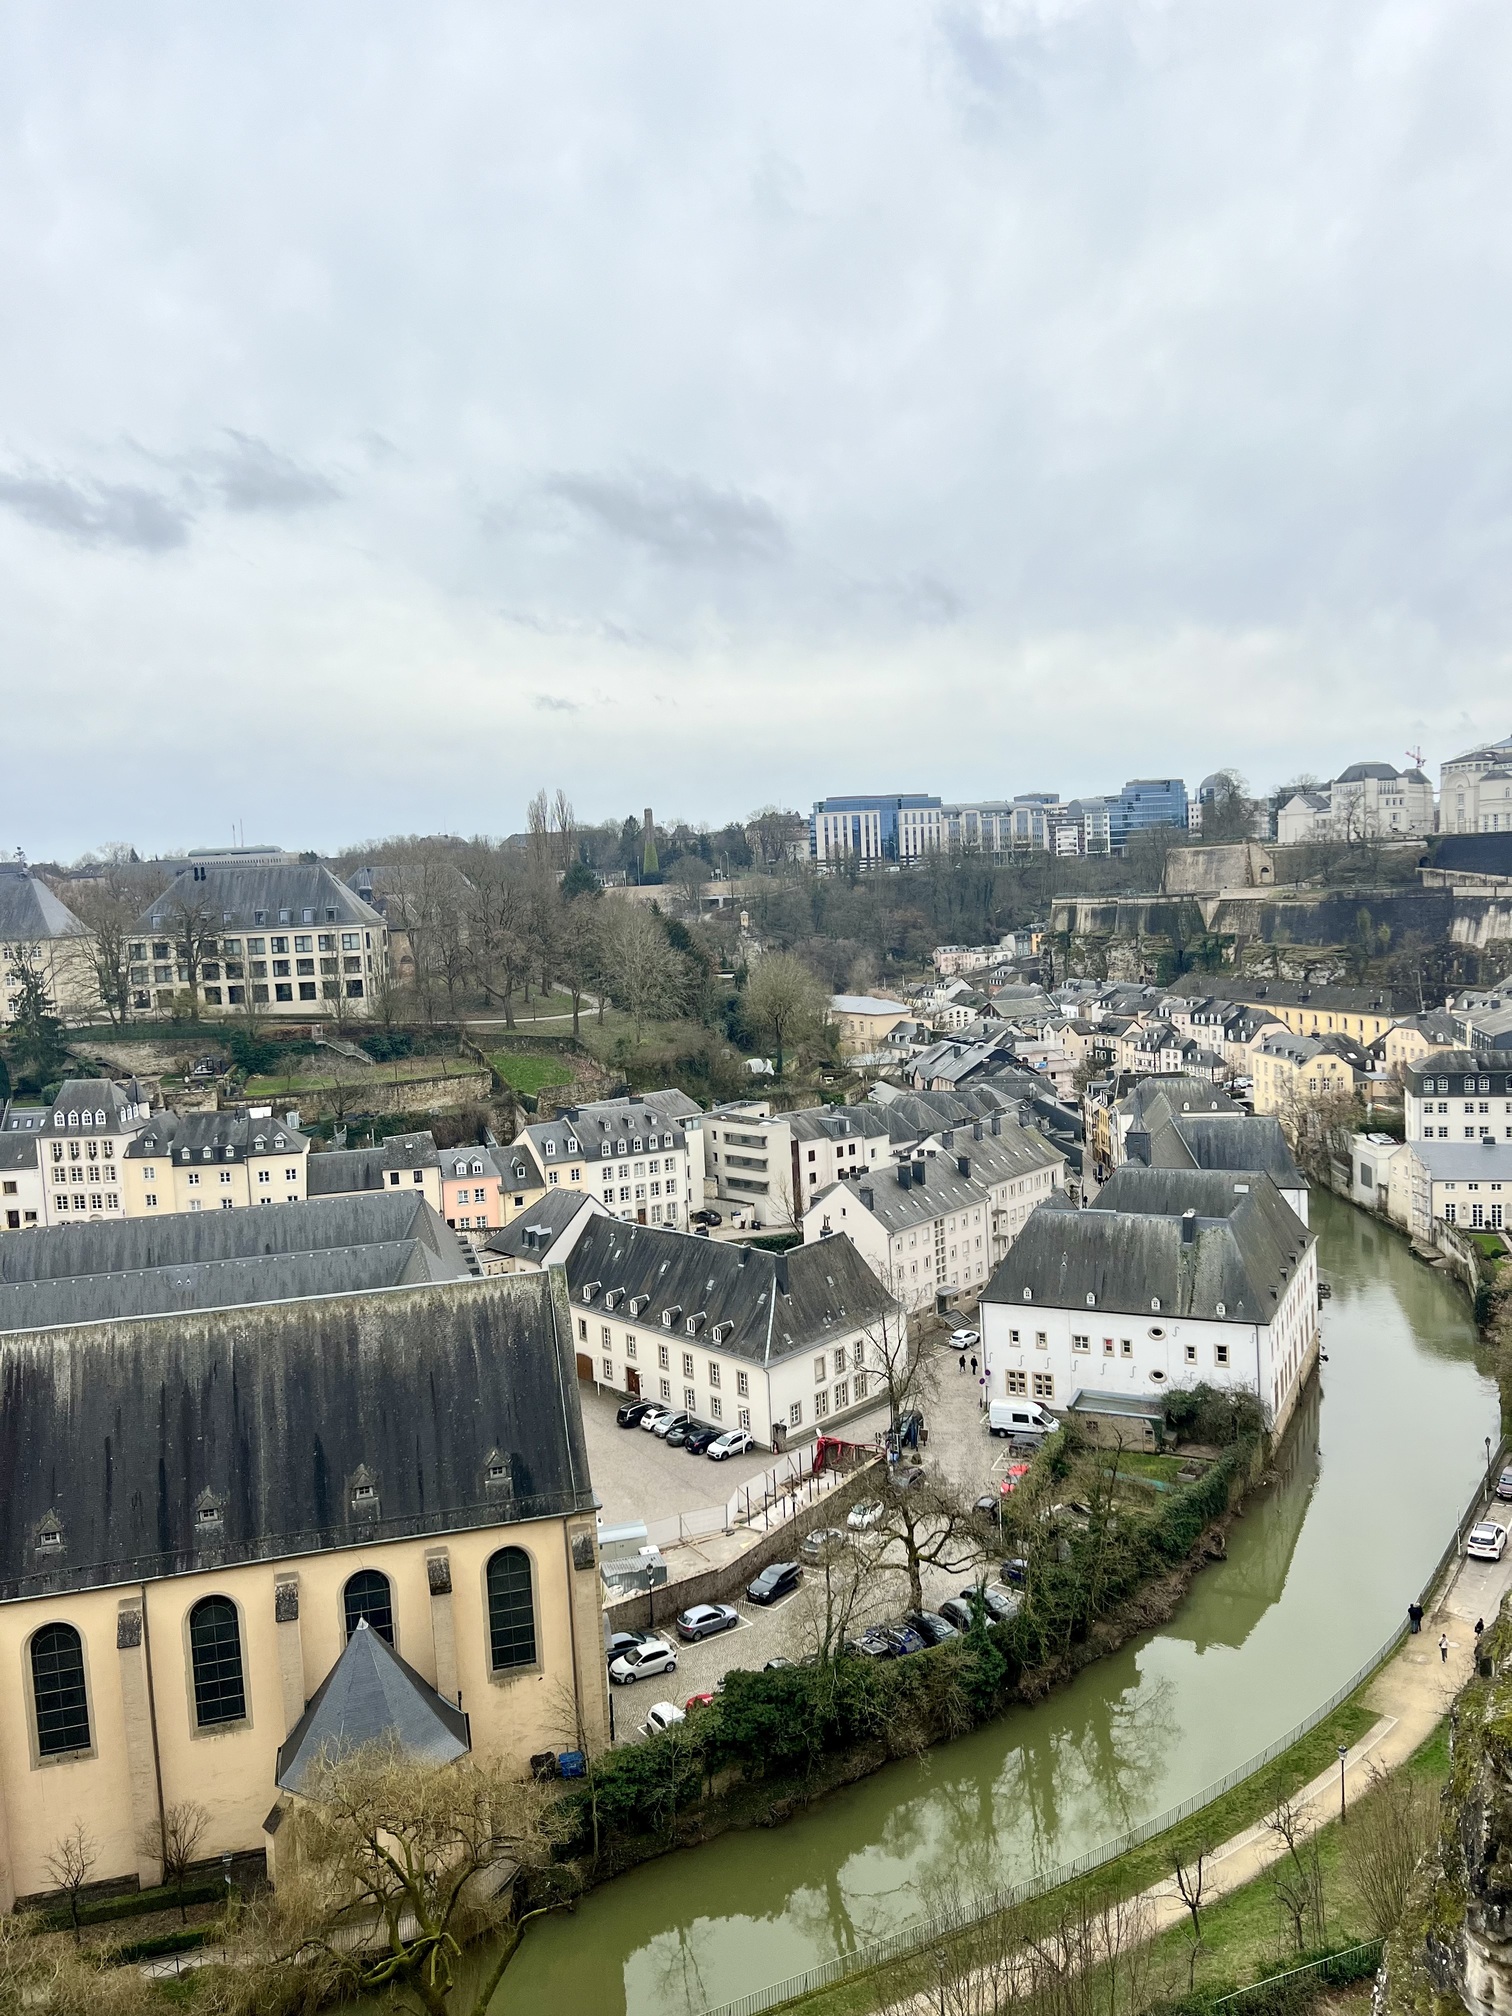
xmin=2 ymin=0 xmax=1509 ymax=859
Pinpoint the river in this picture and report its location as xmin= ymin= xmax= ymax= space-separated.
xmin=495 ymin=1192 xmax=1496 ymax=2016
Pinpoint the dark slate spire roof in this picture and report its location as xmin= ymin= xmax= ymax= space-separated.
xmin=0 ymin=1270 xmax=594 ymax=1600
xmin=276 ymin=1620 xmax=470 ymax=1793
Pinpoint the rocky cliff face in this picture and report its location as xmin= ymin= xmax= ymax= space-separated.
xmin=1382 ymin=1613 xmax=1512 ymax=2016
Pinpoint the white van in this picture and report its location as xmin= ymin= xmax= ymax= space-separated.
xmin=988 ymin=1400 xmax=1059 ymax=1440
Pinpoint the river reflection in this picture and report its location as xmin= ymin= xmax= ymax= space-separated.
xmin=495 ymin=1193 xmax=1494 ymax=2016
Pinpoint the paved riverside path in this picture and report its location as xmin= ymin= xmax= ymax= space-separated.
xmin=884 ymin=1533 xmax=1512 ymax=2012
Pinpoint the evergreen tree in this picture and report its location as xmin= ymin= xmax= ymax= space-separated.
xmin=7 ymin=961 xmax=68 ymax=1084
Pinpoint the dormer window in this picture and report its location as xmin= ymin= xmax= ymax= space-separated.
xmin=661 ymin=1305 xmax=682 ymax=1327
xmin=471 ymin=1160 xmax=483 ymax=1175
xmin=352 ymin=1482 xmax=377 ymax=1504
xmin=617 ymin=1141 xmax=627 ymax=1155
xmin=545 ymin=1141 xmax=557 ymax=1158
xmin=67 ymin=1111 xmax=78 ymax=1127
xmin=566 ymin=1137 xmax=579 ymax=1153
xmin=601 ymin=1143 xmax=611 ymax=1157
xmin=632 ymin=1138 xmax=643 ymax=1153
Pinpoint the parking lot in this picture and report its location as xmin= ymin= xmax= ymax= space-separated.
xmin=578 ymin=1380 xmax=774 ymax=1527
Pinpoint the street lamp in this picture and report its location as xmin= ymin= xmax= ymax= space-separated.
xmin=1337 ymin=1743 xmax=1348 ymax=1823
xmin=1487 ymin=1436 xmax=1494 ymax=1485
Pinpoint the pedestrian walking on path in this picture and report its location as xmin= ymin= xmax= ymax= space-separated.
xmin=1408 ymin=1601 xmax=1423 ymax=1634
xmin=1440 ymin=1633 xmax=1450 ymax=1663
xmin=1476 ymin=1617 xmax=1485 ymax=1643
xmin=959 ymin=1354 xmax=966 ymax=1374
xmin=970 ymin=1355 xmax=978 ymax=1376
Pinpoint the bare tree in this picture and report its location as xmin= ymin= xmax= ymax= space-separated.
xmin=55 ymin=851 xmax=155 ymax=1027
xmin=743 ymin=952 xmax=827 ymax=1077
xmin=138 ymin=1799 xmax=209 ymax=1921
xmin=44 ymin=1819 xmax=96 ymax=1942
xmin=1265 ymin=1789 xmax=1326 ymax=1954
xmin=557 ymin=895 xmax=602 ymax=1040
xmin=781 ymin=1533 xmax=896 ymax=1663
xmin=221 ymin=1738 xmax=566 ymax=2016
xmin=601 ymin=903 xmax=686 ymax=1039
xmin=164 ymin=886 xmax=222 ymax=1021
xmin=466 ymin=853 xmax=536 ymax=1029
xmin=1341 ymin=1762 xmax=1441 ymax=1941
xmin=1172 ymin=1846 xmax=1207 ymax=1991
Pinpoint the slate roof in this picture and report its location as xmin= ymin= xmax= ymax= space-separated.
xmin=40 ymin=1079 xmax=150 ymax=1133
xmin=1120 ymin=1077 xmax=1241 ymax=1126
xmin=0 ymin=1193 xmax=465 ymax=1306
xmin=809 ymin=1126 xmax=1063 ymax=1239
xmin=0 ymin=1135 xmax=38 ymax=1174
xmin=560 ymin=1217 xmax=898 ymax=1367
xmin=0 ymin=1269 xmax=592 ymax=1599
xmin=982 ymin=1169 xmax=1313 ymax=1325
xmin=276 ymin=1620 xmax=470 ymax=1792
xmin=483 ymin=1190 xmax=604 ymax=1262
xmin=1430 ymin=836 xmax=1512 ymax=877
xmin=524 ymin=1100 xmax=685 ymax=1166
xmin=1134 ymin=1112 xmax=1305 ymax=1194
xmin=1405 ymin=1141 xmax=1512 ymax=1181
xmin=306 ymin=1131 xmax=441 ymax=1195
xmin=138 ymin=864 xmax=383 ymax=934
xmin=1169 ymin=976 xmax=1412 ymax=1015
xmin=124 ymin=1108 xmax=311 ymax=1163
xmin=0 ymin=865 xmax=89 ymax=943
xmin=830 ymin=995 xmax=910 ymax=1016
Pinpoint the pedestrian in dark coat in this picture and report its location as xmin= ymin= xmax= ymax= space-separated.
xmin=1408 ymin=1602 xmax=1423 ymax=1634
xmin=970 ymin=1355 xmax=979 ymax=1376
xmin=959 ymin=1353 xmax=966 ymax=1373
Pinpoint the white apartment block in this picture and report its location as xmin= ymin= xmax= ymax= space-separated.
xmin=1275 ymin=763 xmax=1435 ymax=846
xmin=803 ymin=1123 xmax=1063 ymax=1315
xmin=980 ymin=1168 xmax=1319 ymax=1441
xmin=520 ymin=1098 xmax=692 ymax=1231
xmin=702 ymin=1101 xmax=892 ymax=1229
xmin=1440 ymin=732 xmax=1512 ymax=834
xmin=1403 ymin=1051 xmax=1512 ymax=1144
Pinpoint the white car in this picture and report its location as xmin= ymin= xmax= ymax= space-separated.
xmin=639 ymin=1408 xmax=672 ymax=1434
xmin=848 ymin=1500 xmax=884 ymax=1530
xmin=707 ymin=1429 xmax=754 ymax=1461
xmin=950 ymin=1328 xmax=981 ymax=1348
xmin=1467 ymin=1521 xmax=1508 ymax=1562
xmin=608 ymin=1635 xmax=679 ymax=1685
xmin=643 ymin=1701 xmax=687 ymax=1736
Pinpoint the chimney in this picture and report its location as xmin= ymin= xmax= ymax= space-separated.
xmin=973 ymin=1120 xmax=983 ymax=1141
xmin=860 ymin=1185 xmax=875 ymax=1210
xmin=912 ymin=1158 xmax=925 ymax=1187
xmin=991 ymin=1114 xmax=1001 ymax=1136
xmin=1181 ymin=1208 xmax=1196 ymax=1244
xmin=957 ymin=1155 xmax=971 ymax=1179
xmin=1126 ymin=1129 xmax=1152 ymax=1165
xmin=897 ymin=1163 xmax=912 ymax=1189
xmin=774 ymin=1255 xmax=789 ymax=1295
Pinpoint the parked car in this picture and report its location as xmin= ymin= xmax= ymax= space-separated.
xmin=707 ymin=1429 xmax=755 ymax=1461
xmin=1467 ymin=1521 xmax=1509 ymax=1561
xmin=907 ymin=1610 xmax=960 ymax=1646
xmin=639 ymin=1407 xmax=673 ymax=1434
xmin=684 ymin=1691 xmax=717 ymax=1712
xmin=962 ymin=1582 xmax=1020 ymax=1623
xmin=988 ymin=1400 xmax=1058 ymax=1440
xmin=852 ymin=1623 xmax=927 ymax=1659
xmin=675 ymin=1602 xmax=740 ymax=1643
xmin=663 ymin=1418 xmax=706 ymax=1448
xmin=974 ymin=1492 xmax=1002 ymax=1521
xmin=800 ymin=1526 xmax=848 ymax=1565
xmin=950 ymin=1328 xmax=981 ymax=1348
xmin=895 ymin=1410 xmax=926 ymax=1449
xmin=762 ymin=1657 xmax=794 ymax=1671
xmin=651 ymin=1410 xmax=697 ymax=1441
xmin=683 ymin=1425 xmax=721 ymax=1455
xmin=848 ymin=1500 xmax=884 ymax=1530
xmin=938 ymin=1596 xmax=977 ymax=1633
xmin=608 ymin=1636 xmax=679 ymax=1686
xmin=690 ymin=1209 xmax=723 ymax=1227
xmin=616 ymin=1399 xmax=660 ymax=1429
xmin=643 ymin=1701 xmax=686 ymax=1735
xmin=606 ymin=1628 xmax=655 ymax=1666
xmin=1497 ymin=1469 xmax=1512 ymax=1503
xmin=999 ymin=1557 xmax=1029 ymax=1588
xmin=747 ymin=1560 xmax=802 ymax=1606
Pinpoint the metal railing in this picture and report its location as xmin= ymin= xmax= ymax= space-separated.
xmin=696 ymin=1439 xmax=1507 ymax=2016
xmin=1210 ymin=1939 xmax=1384 ymax=2009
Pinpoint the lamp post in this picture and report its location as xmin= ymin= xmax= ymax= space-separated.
xmin=1338 ymin=1743 xmax=1348 ymax=1823
xmin=1487 ymin=1436 xmax=1494 ymax=1487
xmin=935 ymin=1948 xmax=948 ymax=2016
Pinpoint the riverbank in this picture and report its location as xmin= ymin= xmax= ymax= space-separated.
xmin=545 ymin=1429 xmax=1264 ymax=1903
xmin=776 ymin=1465 xmax=1512 ymax=2016
xmin=494 ymin=1194 xmax=1497 ymax=2016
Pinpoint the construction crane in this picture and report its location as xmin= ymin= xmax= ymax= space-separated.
xmin=1405 ymin=745 xmax=1425 ymax=770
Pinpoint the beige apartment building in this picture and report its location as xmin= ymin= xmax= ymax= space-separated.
xmin=130 ymin=864 xmax=387 ymax=1022
xmin=120 ymin=1108 xmax=310 ymax=1215
xmin=0 ymin=864 xmax=97 ymax=1028
xmin=828 ymin=993 xmax=911 ymax=1058
xmin=1251 ymin=1031 xmax=1367 ymax=1116
xmin=0 ymin=1218 xmax=606 ymax=1910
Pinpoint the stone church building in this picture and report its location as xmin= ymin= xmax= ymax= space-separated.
xmin=0 ymin=1212 xmax=607 ymax=1909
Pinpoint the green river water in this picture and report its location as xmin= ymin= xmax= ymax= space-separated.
xmin=495 ymin=1192 xmax=1495 ymax=2016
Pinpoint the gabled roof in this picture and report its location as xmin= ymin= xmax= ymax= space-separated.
xmin=0 ymin=865 xmax=90 ymax=944
xmin=306 ymin=1131 xmax=441 ymax=1195
xmin=810 ymin=1125 xmax=1063 ymax=1238
xmin=124 ymin=1107 xmax=311 ymax=1162
xmin=0 ymin=1269 xmax=593 ymax=1599
xmin=137 ymin=864 xmax=383 ymax=934
xmin=276 ymin=1620 xmax=470 ymax=1793
xmin=1405 ymin=1140 xmax=1512 ymax=1181
xmin=0 ymin=1191 xmax=471 ymax=1333
xmin=483 ymin=1189 xmax=605 ymax=1262
xmin=561 ymin=1217 xmax=898 ymax=1367
xmin=524 ymin=1100 xmax=684 ymax=1166
xmin=982 ymin=1169 xmax=1312 ymax=1325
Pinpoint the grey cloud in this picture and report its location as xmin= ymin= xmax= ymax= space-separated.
xmin=541 ymin=468 xmax=786 ymax=567
xmin=0 ymin=467 xmax=190 ymax=551
xmin=532 ymin=693 xmax=582 ymax=713
xmin=202 ymin=432 xmax=339 ymax=514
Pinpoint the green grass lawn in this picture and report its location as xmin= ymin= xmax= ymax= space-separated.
xmin=490 ymin=1053 xmax=574 ymax=1096
xmin=243 ymin=1058 xmax=478 ymax=1097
